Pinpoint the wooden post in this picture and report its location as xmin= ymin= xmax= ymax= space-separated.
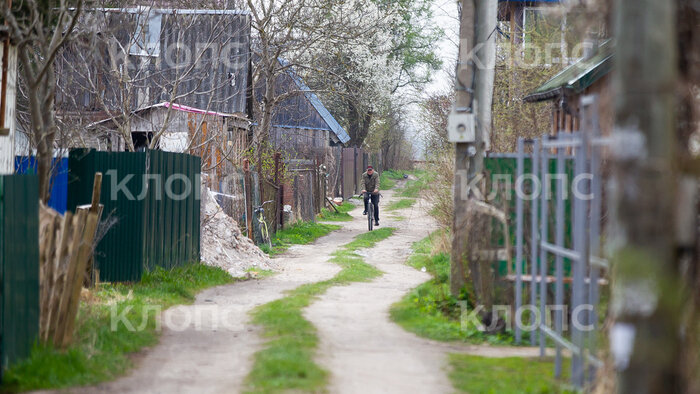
xmin=273 ymin=152 xmax=281 ymax=231
xmin=243 ymin=159 xmax=254 ymax=241
xmin=609 ymin=0 xmax=683 ymax=391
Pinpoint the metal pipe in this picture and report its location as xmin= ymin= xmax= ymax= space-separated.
xmin=515 ymin=138 xmax=525 ymax=344
xmin=529 ymin=138 xmax=540 ymax=345
xmin=538 ymin=135 xmax=549 ymax=357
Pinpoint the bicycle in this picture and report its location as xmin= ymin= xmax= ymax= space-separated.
xmin=254 ymin=200 xmax=274 ymax=249
xmin=362 ymin=191 xmax=379 ymax=232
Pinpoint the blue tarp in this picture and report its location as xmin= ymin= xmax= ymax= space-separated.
xmin=14 ymin=156 xmax=68 ymax=214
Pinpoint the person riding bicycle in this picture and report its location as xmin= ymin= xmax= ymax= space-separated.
xmin=361 ymin=165 xmax=380 ymax=226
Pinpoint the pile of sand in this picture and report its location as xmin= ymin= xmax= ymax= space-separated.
xmin=200 ymin=186 xmax=276 ymax=278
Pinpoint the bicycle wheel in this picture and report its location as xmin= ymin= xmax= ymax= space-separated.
xmin=368 ymin=201 xmax=374 ymax=231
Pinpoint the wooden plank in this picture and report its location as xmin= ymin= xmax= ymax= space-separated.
xmin=60 ymin=210 xmax=99 ymax=347
xmin=53 ymin=210 xmax=86 ymax=345
xmin=38 ymin=207 xmax=58 ymax=340
xmin=45 ymin=211 xmax=72 ymax=342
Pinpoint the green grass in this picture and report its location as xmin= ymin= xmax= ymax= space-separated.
xmin=390 ymin=233 xmax=513 ymax=344
xmin=382 ymin=169 xmax=406 ymax=180
xmin=379 ymin=176 xmax=397 ymax=190
xmin=449 ymin=354 xmax=575 ymax=393
xmin=386 ymin=198 xmax=416 ymax=211
xmin=317 ymin=201 xmax=356 ymax=222
xmin=398 ymin=169 xmax=430 ymax=198
xmin=245 ymin=227 xmax=396 ymax=393
xmin=1 ymin=264 xmax=235 ymax=393
xmin=261 ymin=221 xmax=341 ymax=256
xmin=379 ymin=169 xmax=407 ymax=190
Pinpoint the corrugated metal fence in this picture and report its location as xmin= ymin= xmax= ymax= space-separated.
xmin=0 ymin=174 xmax=39 ymax=376
xmin=15 ymin=156 xmax=69 ymax=214
xmin=68 ymin=149 xmax=201 ymax=282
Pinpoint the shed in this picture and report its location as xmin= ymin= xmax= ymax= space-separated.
xmin=524 ymin=39 xmax=614 ymax=134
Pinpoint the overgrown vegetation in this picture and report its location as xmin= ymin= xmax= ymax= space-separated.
xmin=317 ymin=201 xmax=356 ymax=222
xmin=398 ymin=169 xmax=429 ymax=198
xmin=379 ymin=175 xmax=397 ymax=190
xmin=390 ymin=232 xmax=513 ymax=344
xmin=1 ymin=264 xmax=235 ymax=392
xmin=379 ymin=169 xmax=406 ymax=190
xmin=245 ymin=228 xmax=396 ymax=393
xmin=260 ymin=222 xmax=341 ymax=255
xmin=448 ymin=354 xmax=574 ymax=394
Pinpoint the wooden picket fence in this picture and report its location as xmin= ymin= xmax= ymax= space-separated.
xmin=38 ymin=173 xmax=102 ymax=347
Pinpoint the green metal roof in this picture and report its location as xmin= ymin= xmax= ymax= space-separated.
xmin=524 ymin=39 xmax=614 ymax=102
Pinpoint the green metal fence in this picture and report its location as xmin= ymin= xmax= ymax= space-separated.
xmin=0 ymin=175 xmax=39 ymax=376
xmin=483 ymin=155 xmax=574 ymax=276
xmin=68 ymin=149 xmax=201 ymax=282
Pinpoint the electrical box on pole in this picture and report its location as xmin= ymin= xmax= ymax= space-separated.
xmin=447 ymin=110 xmax=475 ymax=143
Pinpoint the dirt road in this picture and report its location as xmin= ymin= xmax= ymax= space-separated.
xmin=59 ymin=185 xmax=539 ymax=394
xmin=304 ymin=190 xmax=454 ymax=394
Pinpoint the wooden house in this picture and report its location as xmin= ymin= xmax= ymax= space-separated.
xmin=524 ymin=39 xmax=614 ymax=134
xmin=56 ymin=7 xmax=252 ymax=153
xmin=0 ymin=32 xmax=17 ymax=174
xmin=255 ymin=62 xmax=350 ymax=160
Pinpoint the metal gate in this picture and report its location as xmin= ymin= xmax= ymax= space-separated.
xmin=512 ymin=96 xmax=608 ymax=389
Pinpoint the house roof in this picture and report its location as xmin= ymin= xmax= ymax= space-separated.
xmin=280 ymin=61 xmax=351 ymax=144
xmin=524 ymin=39 xmax=614 ymax=102
xmin=87 ymin=102 xmax=249 ymax=129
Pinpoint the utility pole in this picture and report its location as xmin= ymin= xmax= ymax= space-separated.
xmin=449 ymin=0 xmax=476 ymax=297
xmin=449 ymin=0 xmax=498 ymax=310
xmin=609 ymin=0 xmax=684 ymax=392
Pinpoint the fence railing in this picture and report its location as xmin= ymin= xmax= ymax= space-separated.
xmin=512 ymin=96 xmax=607 ymax=389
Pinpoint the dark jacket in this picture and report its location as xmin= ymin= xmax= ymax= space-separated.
xmin=361 ymin=171 xmax=379 ymax=192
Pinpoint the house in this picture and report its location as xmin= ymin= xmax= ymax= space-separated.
xmin=56 ymin=7 xmax=252 ymax=153
xmin=524 ymin=39 xmax=614 ymax=134
xmin=255 ymin=61 xmax=350 ymax=160
xmin=498 ymin=0 xmax=562 ymax=45
xmin=87 ymin=101 xmax=249 ymax=187
xmin=0 ymin=32 xmax=17 ymax=175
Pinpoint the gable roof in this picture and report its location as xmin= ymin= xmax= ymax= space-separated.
xmin=524 ymin=39 xmax=614 ymax=102
xmin=280 ymin=61 xmax=351 ymax=144
xmin=87 ymin=101 xmax=248 ymax=129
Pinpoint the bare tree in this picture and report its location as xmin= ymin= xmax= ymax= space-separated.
xmin=3 ymin=0 xmax=82 ymax=201
xmin=56 ymin=3 xmax=249 ymax=164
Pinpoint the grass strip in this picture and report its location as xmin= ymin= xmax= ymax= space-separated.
xmin=448 ymin=354 xmax=575 ymax=393
xmin=390 ymin=233 xmax=513 ymax=344
xmin=317 ymin=201 xmax=356 ymax=222
xmin=398 ymin=169 xmax=429 ymax=198
xmin=260 ymin=221 xmax=341 ymax=255
xmin=1 ymin=264 xmax=235 ymax=392
xmin=244 ymin=227 xmax=396 ymax=393
xmin=386 ymin=198 xmax=416 ymax=211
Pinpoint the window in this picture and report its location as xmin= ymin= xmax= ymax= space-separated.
xmin=129 ymin=7 xmax=161 ymax=57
